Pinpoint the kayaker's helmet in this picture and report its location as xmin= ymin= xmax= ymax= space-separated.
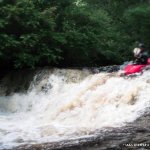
xmin=133 ymin=48 xmax=141 ymax=57
xmin=138 ymin=43 xmax=145 ymax=49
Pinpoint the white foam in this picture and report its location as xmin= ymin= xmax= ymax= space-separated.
xmin=0 ymin=71 xmax=150 ymax=149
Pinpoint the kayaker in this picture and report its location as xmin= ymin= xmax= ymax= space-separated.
xmin=133 ymin=43 xmax=148 ymax=65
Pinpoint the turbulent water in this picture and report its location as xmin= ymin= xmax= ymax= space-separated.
xmin=0 ymin=69 xmax=150 ymax=149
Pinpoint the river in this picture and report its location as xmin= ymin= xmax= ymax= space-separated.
xmin=0 ymin=68 xmax=150 ymax=149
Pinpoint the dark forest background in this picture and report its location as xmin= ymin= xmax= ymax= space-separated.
xmin=0 ymin=0 xmax=150 ymax=69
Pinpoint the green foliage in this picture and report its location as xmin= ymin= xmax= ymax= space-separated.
xmin=124 ymin=5 xmax=150 ymax=47
xmin=61 ymin=6 xmax=119 ymax=66
xmin=0 ymin=0 xmax=150 ymax=69
xmin=57 ymin=3 xmax=124 ymax=66
xmin=0 ymin=0 xmax=62 ymax=68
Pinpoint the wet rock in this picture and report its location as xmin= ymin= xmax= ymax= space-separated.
xmin=0 ymin=67 xmax=94 ymax=95
xmin=90 ymin=65 xmax=120 ymax=74
xmin=0 ymin=69 xmax=36 ymax=96
xmin=0 ymin=66 xmax=120 ymax=96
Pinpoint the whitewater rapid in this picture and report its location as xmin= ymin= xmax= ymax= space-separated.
xmin=0 ymin=70 xmax=150 ymax=149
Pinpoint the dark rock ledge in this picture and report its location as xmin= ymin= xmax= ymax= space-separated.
xmin=0 ymin=66 xmax=120 ymax=96
xmin=9 ymin=109 xmax=150 ymax=150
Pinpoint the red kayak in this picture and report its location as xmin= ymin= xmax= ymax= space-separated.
xmin=119 ymin=58 xmax=150 ymax=76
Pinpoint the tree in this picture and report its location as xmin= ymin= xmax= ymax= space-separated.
xmin=0 ymin=0 xmax=150 ymax=69
xmin=0 ymin=0 xmax=62 ymax=68
xmin=124 ymin=5 xmax=150 ymax=48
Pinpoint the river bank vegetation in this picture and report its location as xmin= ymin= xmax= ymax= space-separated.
xmin=0 ymin=0 xmax=150 ymax=69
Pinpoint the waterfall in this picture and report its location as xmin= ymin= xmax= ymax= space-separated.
xmin=0 ymin=69 xmax=150 ymax=149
